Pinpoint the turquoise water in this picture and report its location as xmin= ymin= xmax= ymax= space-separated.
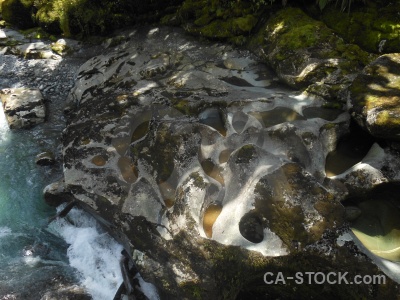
xmin=0 ymin=103 xmax=128 ymax=299
xmin=0 ymin=103 xmax=77 ymax=297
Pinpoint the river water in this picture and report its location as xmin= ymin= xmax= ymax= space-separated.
xmin=0 ymin=55 xmax=123 ymax=298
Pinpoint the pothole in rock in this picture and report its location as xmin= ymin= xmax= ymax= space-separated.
xmin=118 ymin=156 xmax=138 ymax=183
xmin=325 ymin=122 xmax=375 ymax=177
xmin=91 ymin=155 xmax=108 ymax=166
xmin=239 ymin=211 xmax=264 ymax=243
xmin=203 ymin=204 xmax=223 ymax=238
xmin=131 ymin=120 xmax=150 ymax=143
xmin=248 ymin=107 xmax=305 ymax=128
xmin=199 ymin=107 xmax=226 ymax=136
xmin=232 ymin=111 xmax=249 ymax=134
xmin=343 ymin=182 xmax=400 ymax=262
xmin=200 ymin=159 xmax=224 ymax=185
xmin=219 ymin=149 xmax=232 ymax=164
xmin=158 ymin=181 xmax=176 ymax=208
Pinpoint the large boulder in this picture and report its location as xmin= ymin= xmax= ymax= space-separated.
xmin=247 ymin=7 xmax=375 ymax=104
xmin=319 ymin=1 xmax=400 ymax=54
xmin=348 ymin=53 xmax=400 ymax=141
xmin=0 ymin=87 xmax=46 ymax=129
xmin=53 ymin=26 xmax=400 ymax=299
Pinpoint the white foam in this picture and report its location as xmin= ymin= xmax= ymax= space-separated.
xmin=0 ymin=103 xmax=9 ymax=142
xmin=50 ymin=207 xmax=123 ymax=300
xmin=0 ymin=226 xmax=11 ymax=238
xmin=136 ymin=274 xmax=161 ymax=300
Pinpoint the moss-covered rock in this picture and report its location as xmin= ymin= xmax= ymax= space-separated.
xmin=349 ymin=53 xmax=400 ymax=141
xmin=1 ymin=0 xmax=35 ymax=29
xmin=4 ymin=0 xmax=183 ymax=37
xmin=319 ymin=1 xmax=400 ymax=53
xmin=170 ymin=0 xmax=263 ymax=45
xmin=248 ymin=7 xmax=375 ymax=103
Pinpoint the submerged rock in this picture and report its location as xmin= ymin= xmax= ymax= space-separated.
xmin=345 ymin=183 xmax=400 ymax=262
xmin=0 ymin=87 xmax=46 ymax=129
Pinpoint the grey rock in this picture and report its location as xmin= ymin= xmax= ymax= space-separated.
xmin=43 ymin=179 xmax=72 ymax=207
xmin=35 ymin=151 xmax=56 ymax=166
xmin=0 ymin=88 xmax=46 ymax=129
xmin=58 ymin=26 xmax=360 ymax=298
xmin=348 ymin=53 xmax=400 ymax=141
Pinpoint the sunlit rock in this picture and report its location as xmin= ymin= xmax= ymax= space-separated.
xmin=248 ymin=7 xmax=373 ymax=103
xmin=349 ymin=53 xmax=400 ymax=141
xmin=55 ymin=26 xmax=398 ymax=299
xmin=0 ymin=87 xmax=46 ymax=129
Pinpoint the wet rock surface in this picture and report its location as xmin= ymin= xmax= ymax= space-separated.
xmin=35 ymin=151 xmax=56 ymax=166
xmin=57 ymin=26 xmax=400 ymax=298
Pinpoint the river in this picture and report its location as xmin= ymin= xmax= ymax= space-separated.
xmin=0 ymin=54 xmax=123 ymax=299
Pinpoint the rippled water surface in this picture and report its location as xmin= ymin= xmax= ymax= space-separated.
xmin=0 ymin=84 xmax=124 ymax=299
xmin=0 ymin=102 xmax=77 ymax=298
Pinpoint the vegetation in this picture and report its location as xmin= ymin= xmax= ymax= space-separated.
xmin=1 ymin=0 xmax=35 ymax=29
xmin=0 ymin=0 xmax=376 ymax=37
xmin=1 ymin=0 xmax=183 ymax=36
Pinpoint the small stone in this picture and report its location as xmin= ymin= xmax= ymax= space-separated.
xmin=35 ymin=151 xmax=56 ymax=166
xmin=43 ymin=179 xmax=72 ymax=207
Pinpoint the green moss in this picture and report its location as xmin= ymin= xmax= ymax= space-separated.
xmin=322 ymin=102 xmax=342 ymax=109
xmin=1 ymin=0 xmax=35 ymax=29
xmin=170 ymin=98 xmax=194 ymax=116
xmin=194 ymin=12 xmax=213 ymax=27
xmin=179 ymin=281 xmax=202 ymax=300
xmin=232 ymin=14 xmax=257 ymax=33
xmin=266 ymin=8 xmax=331 ymax=49
xmin=20 ymin=27 xmax=53 ymax=39
xmin=200 ymin=19 xmax=231 ymax=39
xmin=235 ymin=144 xmax=256 ymax=164
xmin=375 ymin=109 xmax=400 ymax=127
xmin=321 ymin=2 xmax=400 ymax=53
xmin=178 ymin=0 xmax=260 ymax=43
xmin=188 ymin=171 xmax=207 ymax=189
